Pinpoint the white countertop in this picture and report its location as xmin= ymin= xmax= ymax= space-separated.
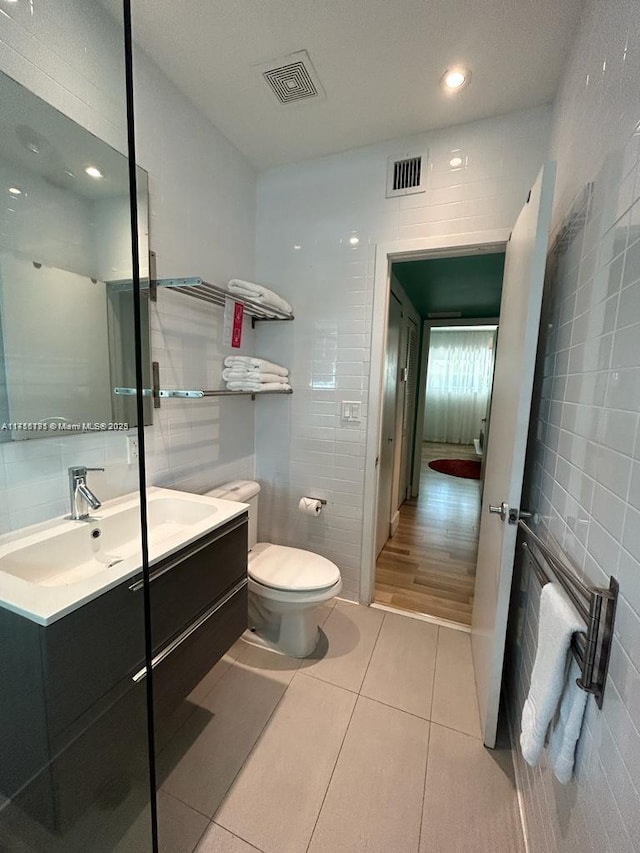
xmin=0 ymin=487 xmax=248 ymax=626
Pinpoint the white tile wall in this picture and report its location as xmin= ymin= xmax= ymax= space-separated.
xmin=0 ymin=0 xmax=258 ymax=531
xmin=255 ymin=107 xmax=552 ymax=600
xmin=507 ymin=1 xmax=640 ymax=850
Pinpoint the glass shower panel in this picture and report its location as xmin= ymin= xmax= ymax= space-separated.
xmin=0 ymin=3 xmax=155 ymax=849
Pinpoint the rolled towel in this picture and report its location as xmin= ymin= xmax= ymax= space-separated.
xmin=548 ymin=658 xmax=588 ymax=783
xmin=224 ymin=356 xmax=289 ymax=377
xmin=228 ymin=279 xmax=293 ymax=317
xmin=222 ymin=368 xmax=288 ymax=384
xmin=226 ymin=380 xmax=292 ymax=392
xmin=520 ymin=582 xmax=583 ymax=767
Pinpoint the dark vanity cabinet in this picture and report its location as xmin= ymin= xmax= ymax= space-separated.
xmin=0 ymin=513 xmax=248 ymax=834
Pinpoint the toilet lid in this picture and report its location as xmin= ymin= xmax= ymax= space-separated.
xmin=248 ymin=542 xmax=341 ymax=592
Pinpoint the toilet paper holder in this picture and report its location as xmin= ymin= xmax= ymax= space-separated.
xmin=307 ymin=496 xmax=327 ymax=505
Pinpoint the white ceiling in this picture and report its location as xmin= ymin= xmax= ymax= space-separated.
xmin=123 ymin=0 xmax=583 ymax=171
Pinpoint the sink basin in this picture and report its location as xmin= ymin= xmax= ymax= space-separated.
xmin=0 ymin=487 xmax=247 ymax=625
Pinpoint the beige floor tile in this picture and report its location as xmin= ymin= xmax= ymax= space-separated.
xmin=431 ymin=628 xmax=481 ymax=738
xmin=308 ymin=696 xmax=430 ymax=853
xmin=216 ymin=673 xmax=356 ymax=853
xmin=156 ymin=791 xmax=210 ymax=853
xmin=156 ymin=654 xmax=238 ymax=751
xmin=361 ymin=612 xmax=438 ymax=718
xmin=420 ymin=723 xmax=524 ymax=853
xmin=317 ymin=598 xmax=337 ymax=627
xmin=188 ymin=650 xmax=239 ymax=705
xmin=233 ymin=637 xmax=301 ymax=685
xmin=298 ymin=602 xmax=384 ymax=692
xmin=159 ymin=663 xmax=286 ymax=817
xmin=196 ymin=822 xmax=263 ymax=853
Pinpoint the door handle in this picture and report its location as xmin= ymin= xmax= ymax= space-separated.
xmin=489 ymin=501 xmax=509 ymax=521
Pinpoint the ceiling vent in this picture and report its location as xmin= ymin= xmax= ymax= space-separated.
xmin=257 ymin=50 xmax=325 ymax=105
xmin=386 ymin=153 xmax=427 ymax=198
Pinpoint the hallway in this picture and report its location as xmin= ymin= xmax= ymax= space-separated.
xmin=375 ymin=442 xmax=481 ymax=625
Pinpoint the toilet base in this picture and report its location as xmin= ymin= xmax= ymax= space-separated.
xmin=248 ymin=591 xmax=321 ymax=658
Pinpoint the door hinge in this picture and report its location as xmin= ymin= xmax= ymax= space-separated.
xmin=526 ymin=189 xmax=531 ymax=204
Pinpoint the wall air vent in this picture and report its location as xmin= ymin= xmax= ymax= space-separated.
xmin=386 ymin=154 xmax=426 ymax=198
xmin=257 ymin=50 xmax=326 ymax=105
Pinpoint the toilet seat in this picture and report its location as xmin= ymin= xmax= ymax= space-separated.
xmin=249 ymin=542 xmax=341 ymax=592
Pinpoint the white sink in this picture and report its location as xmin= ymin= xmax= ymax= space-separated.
xmin=0 ymin=487 xmax=247 ymax=625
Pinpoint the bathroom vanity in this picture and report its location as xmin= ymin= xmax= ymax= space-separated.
xmin=0 ymin=488 xmax=248 ymax=832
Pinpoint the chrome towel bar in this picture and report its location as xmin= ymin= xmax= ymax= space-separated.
xmin=519 ymin=519 xmax=618 ymax=709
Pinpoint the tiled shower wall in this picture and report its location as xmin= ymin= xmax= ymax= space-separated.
xmin=0 ymin=0 xmax=257 ymax=531
xmin=507 ymin=0 xmax=640 ymax=849
xmin=255 ymin=106 xmax=552 ymax=600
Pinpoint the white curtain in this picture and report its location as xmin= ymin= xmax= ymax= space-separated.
xmin=423 ymin=328 xmax=495 ymax=445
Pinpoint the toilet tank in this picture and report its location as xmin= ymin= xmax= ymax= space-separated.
xmin=205 ymin=480 xmax=260 ymax=550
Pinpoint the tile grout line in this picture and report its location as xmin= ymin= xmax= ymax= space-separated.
xmin=303 ymin=687 xmax=360 ymax=853
xmin=303 ymin=609 xmax=385 ymax=853
xmin=428 ymin=626 xmax=440 ymax=721
xmin=417 ymin=710 xmax=433 ymax=853
xmin=418 ymin=625 xmax=440 ymax=853
xmin=356 ymin=610 xmax=387 ymax=693
xmin=206 ymin=821 xmax=267 ymax=853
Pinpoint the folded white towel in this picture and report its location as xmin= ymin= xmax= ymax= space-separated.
xmin=226 ymin=380 xmax=292 ymax=392
xmin=548 ymin=658 xmax=588 ymax=783
xmin=223 ymin=356 xmax=289 ymax=377
xmin=520 ymin=583 xmax=583 ymax=767
xmin=228 ymin=279 xmax=293 ymax=317
xmin=222 ymin=368 xmax=287 ymax=384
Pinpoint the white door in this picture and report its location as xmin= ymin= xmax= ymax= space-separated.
xmin=471 ymin=163 xmax=556 ymax=748
xmin=376 ymin=292 xmax=402 ymax=555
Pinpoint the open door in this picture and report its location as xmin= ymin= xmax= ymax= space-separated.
xmin=376 ymin=292 xmax=402 ymax=555
xmin=471 ymin=163 xmax=556 ymax=748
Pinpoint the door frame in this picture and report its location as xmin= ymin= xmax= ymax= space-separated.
xmin=412 ymin=316 xmax=500 ymax=499
xmin=360 ymin=231 xmax=510 ymax=605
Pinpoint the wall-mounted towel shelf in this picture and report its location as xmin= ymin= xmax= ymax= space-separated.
xmin=114 ymin=362 xmax=292 ymax=407
xmin=519 ymin=519 xmax=618 ymax=709
xmin=151 ymin=276 xmax=294 ymax=326
xmin=114 ymin=387 xmax=293 ymax=403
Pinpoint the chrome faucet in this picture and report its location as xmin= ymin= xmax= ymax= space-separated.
xmin=68 ymin=466 xmax=104 ymax=520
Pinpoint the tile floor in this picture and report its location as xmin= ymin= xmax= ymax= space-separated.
xmin=151 ymin=601 xmax=525 ymax=853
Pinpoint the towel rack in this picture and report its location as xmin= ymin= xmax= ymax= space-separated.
xmin=151 ymin=276 xmax=294 ymax=326
xmin=519 ymin=519 xmax=618 ymax=709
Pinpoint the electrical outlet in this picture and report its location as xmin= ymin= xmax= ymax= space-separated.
xmin=127 ymin=434 xmax=139 ymax=464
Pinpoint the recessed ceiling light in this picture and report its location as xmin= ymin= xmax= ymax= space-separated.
xmin=293 ymin=244 xmax=301 ymax=251
xmin=349 ymin=236 xmax=360 ymax=246
xmin=449 ymin=156 xmax=463 ymax=168
xmin=84 ymin=165 xmax=104 ymax=179
xmin=442 ymin=67 xmax=471 ymax=92
xmin=8 ymin=186 xmax=22 ymax=196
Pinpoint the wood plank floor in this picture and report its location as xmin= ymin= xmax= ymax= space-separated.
xmin=375 ymin=441 xmax=481 ymax=626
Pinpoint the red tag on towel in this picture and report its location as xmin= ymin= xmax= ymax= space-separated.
xmin=231 ymin=302 xmax=244 ymax=348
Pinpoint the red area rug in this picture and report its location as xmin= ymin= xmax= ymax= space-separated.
xmin=428 ymin=458 xmax=481 ymax=480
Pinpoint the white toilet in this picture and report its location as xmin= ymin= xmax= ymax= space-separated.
xmin=206 ymin=480 xmax=342 ymax=657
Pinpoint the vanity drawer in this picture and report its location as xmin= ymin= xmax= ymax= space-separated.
xmin=135 ymin=578 xmax=248 ymax=718
xmin=40 ymin=578 xmax=146 ymax=738
xmin=132 ymin=513 xmax=247 ymax=651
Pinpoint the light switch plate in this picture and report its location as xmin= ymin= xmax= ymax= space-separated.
xmin=341 ymin=401 xmax=361 ymax=422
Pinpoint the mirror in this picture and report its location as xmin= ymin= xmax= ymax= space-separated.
xmin=0 ymin=70 xmax=151 ymax=441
